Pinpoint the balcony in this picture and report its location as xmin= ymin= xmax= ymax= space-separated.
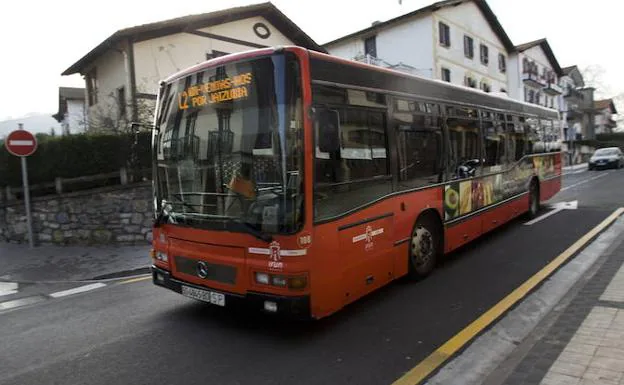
xmin=563 ymin=86 xmax=584 ymax=100
xmin=353 ymin=54 xmax=384 ymax=66
xmin=522 ymin=72 xmax=545 ymax=88
xmin=543 ymin=82 xmax=563 ymax=95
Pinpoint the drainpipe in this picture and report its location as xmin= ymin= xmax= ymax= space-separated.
xmin=122 ymin=38 xmax=138 ymax=124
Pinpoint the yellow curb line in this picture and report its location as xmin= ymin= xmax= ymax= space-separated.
xmin=119 ymin=275 xmax=152 ymax=284
xmin=392 ymin=207 xmax=624 ymax=385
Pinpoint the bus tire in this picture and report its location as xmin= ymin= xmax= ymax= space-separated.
xmin=407 ymin=214 xmax=441 ymax=280
xmin=527 ymin=179 xmax=540 ymax=219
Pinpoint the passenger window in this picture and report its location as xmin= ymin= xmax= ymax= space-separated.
xmin=447 ymin=106 xmax=481 ymax=179
xmin=314 ymin=107 xmax=392 ymax=220
xmin=395 ymin=99 xmax=443 ymax=189
xmin=482 ymin=111 xmax=506 ymax=172
xmin=513 ymin=116 xmax=527 ymax=161
xmin=526 ymin=117 xmax=540 ymax=154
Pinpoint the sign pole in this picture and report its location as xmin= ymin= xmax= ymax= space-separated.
xmin=21 ymin=156 xmax=34 ymax=248
xmin=5 ymin=124 xmax=38 ymax=248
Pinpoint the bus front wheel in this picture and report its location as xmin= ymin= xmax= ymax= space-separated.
xmin=407 ymin=215 xmax=440 ymax=279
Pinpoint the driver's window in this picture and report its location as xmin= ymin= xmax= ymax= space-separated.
xmin=447 ymin=105 xmax=481 ymax=180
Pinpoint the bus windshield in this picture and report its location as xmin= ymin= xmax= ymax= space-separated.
xmin=154 ymin=52 xmax=304 ymax=234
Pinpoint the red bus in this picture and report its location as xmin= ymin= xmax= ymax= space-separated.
xmin=150 ymin=46 xmax=562 ymax=319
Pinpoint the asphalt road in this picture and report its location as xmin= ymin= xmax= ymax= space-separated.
xmin=2 ymin=167 xmax=624 ymax=385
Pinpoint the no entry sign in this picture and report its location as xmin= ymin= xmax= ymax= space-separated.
xmin=5 ymin=129 xmax=37 ymax=157
xmin=5 ymin=125 xmax=37 ymax=247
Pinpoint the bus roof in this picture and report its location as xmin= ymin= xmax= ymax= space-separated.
xmin=162 ymin=46 xmax=559 ymax=119
xmin=308 ymin=50 xmax=559 ymax=119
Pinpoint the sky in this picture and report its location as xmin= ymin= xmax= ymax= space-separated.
xmin=0 ymin=0 xmax=622 ymax=120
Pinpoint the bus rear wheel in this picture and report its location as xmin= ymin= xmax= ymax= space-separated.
xmin=408 ymin=216 xmax=440 ymax=279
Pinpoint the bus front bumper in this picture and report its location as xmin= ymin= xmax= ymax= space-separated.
xmin=151 ymin=265 xmax=310 ymax=318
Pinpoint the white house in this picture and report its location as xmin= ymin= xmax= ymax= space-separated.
xmin=324 ymin=0 xmax=514 ymax=95
xmin=507 ymin=39 xmax=563 ymax=110
xmin=594 ymin=99 xmax=618 ymax=135
xmin=61 ymin=3 xmax=325 ymax=132
xmin=52 ymin=87 xmax=86 ymax=135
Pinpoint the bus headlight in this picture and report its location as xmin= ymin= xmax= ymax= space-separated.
xmin=255 ymin=272 xmax=270 ymax=285
xmin=254 ymin=272 xmax=307 ymax=290
xmin=155 ymin=251 xmax=168 ymax=263
xmin=271 ymin=276 xmax=288 ymax=287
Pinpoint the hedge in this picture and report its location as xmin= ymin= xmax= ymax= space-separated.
xmin=0 ymin=132 xmax=152 ymax=188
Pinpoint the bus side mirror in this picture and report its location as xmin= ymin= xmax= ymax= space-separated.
xmin=317 ymin=109 xmax=341 ymax=153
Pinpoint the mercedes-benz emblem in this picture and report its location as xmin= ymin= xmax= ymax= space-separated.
xmin=196 ymin=261 xmax=209 ymax=279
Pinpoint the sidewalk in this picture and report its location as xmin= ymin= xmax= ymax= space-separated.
xmin=0 ymin=243 xmax=150 ymax=282
xmin=498 ymin=228 xmax=624 ymax=384
xmin=563 ymin=163 xmax=588 ymax=173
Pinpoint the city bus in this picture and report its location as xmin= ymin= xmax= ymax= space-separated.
xmin=150 ymin=46 xmax=562 ymax=319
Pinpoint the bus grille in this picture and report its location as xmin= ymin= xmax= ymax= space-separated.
xmin=174 ymin=256 xmax=237 ymax=285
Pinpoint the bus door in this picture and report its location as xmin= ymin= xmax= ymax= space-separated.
xmin=314 ymin=106 xmax=395 ymax=301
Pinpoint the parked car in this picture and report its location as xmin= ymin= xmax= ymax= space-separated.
xmin=588 ymin=147 xmax=624 ymax=170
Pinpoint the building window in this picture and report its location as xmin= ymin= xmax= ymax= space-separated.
xmin=500 ymin=88 xmax=507 ymax=93
xmin=535 ymin=92 xmax=541 ymax=105
xmin=498 ymin=53 xmax=506 ymax=73
xmin=117 ymin=86 xmax=126 ymax=118
xmin=364 ymin=35 xmax=377 ymax=57
xmin=527 ymin=89 xmax=535 ymax=103
xmin=441 ymin=67 xmax=451 ymax=82
xmin=86 ymin=68 xmax=98 ymax=106
xmin=439 ymin=22 xmax=450 ymax=47
xmin=480 ymin=81 xmax=491 ymax=93
xmin=206 ymin=50 xmax=228 ymax=60
xmin=480 ymin=44 xmax=489 ymax=65
xmin=464 ymin=76 xmax=476 ymax=88
xmin=464 ymin=35 xmax=474 ymax=59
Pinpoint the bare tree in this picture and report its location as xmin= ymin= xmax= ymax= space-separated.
xmin=83 ymin=92 xmax=155 ymax=134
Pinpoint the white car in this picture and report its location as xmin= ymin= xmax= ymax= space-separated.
xmin=588 ymin=147 xmax=624 ymax=170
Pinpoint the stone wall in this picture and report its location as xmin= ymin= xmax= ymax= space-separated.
xmin=0 ymin=182 xmax=153 ymax=245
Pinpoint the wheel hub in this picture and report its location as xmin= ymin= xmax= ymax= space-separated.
xmin=411 ymin=227 xmax=433 ymax=266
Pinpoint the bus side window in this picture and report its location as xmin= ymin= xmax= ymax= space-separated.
xmin=481 ymin=110 xmax=505 ymax=172
xmin=515 ymin=116 xmax=527 ymax=161
xmin=447 ymin=105 xmax=480 ymax=180
xmin=394 ymin=99 xmax=443 ymax=189
xmin=314 ymin=107 xmax=392 ymax=220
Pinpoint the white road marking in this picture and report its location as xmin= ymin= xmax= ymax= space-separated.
xmin=561 ymin=172 xmax=610 ymax=192
xmin=8 ymin=140 xmax=34 ymax=146
xmin=49 ymin=283 xmax=106 ymax=298
xmin=0 ymin=296 xmax=45 ymax=310
xmin=0 ymin=282 xmax=18 ymax=297
xmin=525 ymin=201 xmax=578 ymax=226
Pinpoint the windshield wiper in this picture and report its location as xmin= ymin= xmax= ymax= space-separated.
xmin=226 ymin=218 xmax=273 ymax=243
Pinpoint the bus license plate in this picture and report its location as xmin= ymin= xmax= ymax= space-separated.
xmin=181 ymin=285 xmax=225 ymax=307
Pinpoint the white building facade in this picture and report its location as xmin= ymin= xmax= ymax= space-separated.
xmin=52 ymin=87 xmax=87 ymax=135
xmin=324 ymin=0 xmax=514 ymax=95
xmin=594 ymin=99 xmax=618 ymax=135
xmin=507 ymin=39 xmax=563 ymax=111
xmin=61 ymin=3 xmax=325 ymax=131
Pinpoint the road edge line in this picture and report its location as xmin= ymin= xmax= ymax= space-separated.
xmin=119 ymin=275 xmax=152 ymax=284
xmin=392 ymin=207 xmax=624 ymax=385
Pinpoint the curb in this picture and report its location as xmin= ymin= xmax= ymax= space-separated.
xmin=562 ymin=163 xmax=587 ymax=173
